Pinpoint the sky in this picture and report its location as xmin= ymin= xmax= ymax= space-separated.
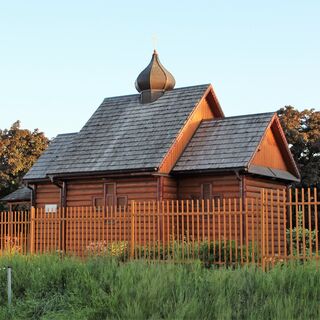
xmin=0 ymin=0 xmax=319 ymax=138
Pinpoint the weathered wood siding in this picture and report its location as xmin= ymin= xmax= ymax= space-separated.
xmin=34 ymin=177 xmax=160 ymax=208
xmin=245 ymin=176 xmax=287 ymax=256
xmin=161 ymin=176 xmax=178 ymax=200
xmin=35 ymin=183 xmax=61 ymax=208
xmin=66 ymin=180 xmax=104 ymax=207
xmin=245 ymin=176 xmax=287 ymax=198
xmin=66 ymin=176 xmax=159 ymax=207
xmin=177 ymin=174 xmax=241 ymax=200
xmin=251 ymin=126 xmax=289 ymax=171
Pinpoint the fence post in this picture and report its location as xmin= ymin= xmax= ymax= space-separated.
xmin=29 ymin=207 xmax=35 ymax=254
xmin=130 ymin=201 xmax=135 ymax=259
xmin=260 ymin=189 xmax=265 ymax=271
xmin=7 ymin=266 xmax=12 ymax=306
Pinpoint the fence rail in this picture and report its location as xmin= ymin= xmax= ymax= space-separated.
xmin=0 ymin=188 xmax=319 ymax=268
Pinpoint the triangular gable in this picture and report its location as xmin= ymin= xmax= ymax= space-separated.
xmin=248 ymin=114 xmax=300 ymax=180
xmin=159 ymin=85 xmax=224 ymax=173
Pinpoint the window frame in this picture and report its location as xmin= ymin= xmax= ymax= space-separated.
xmin=104 ymin=182 xmax=117 ymax=207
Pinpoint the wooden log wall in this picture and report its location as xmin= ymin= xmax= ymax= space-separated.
xmin=245 ymin=177 xmax=287 ymax=257
xmin=161 ymin=176 xmax=178 ymax=200
xmin=35 ymin=183 xmax=61 ymax=208
xmin=67 ymin=176 xmax=159 ymax=207
xmin=177 ymin=174 xmax=241 ymax=200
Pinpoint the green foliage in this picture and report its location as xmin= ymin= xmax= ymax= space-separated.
xmin=85 ymin=240 xmax=130 ymax=261
xmin=137 ymin=240 xmax=260 ymax=267
xmin=0 ymin=255 xmax=319 ymax=319
xmin=0 ymin=121 xmax=49 ymax=205
xmin=86 ymin=240 xmax=260 ymax=266
xmin=277 ymin=106 xmax=320 ymax=187
xmin=287 ymin=210 xmax=317 ymax=255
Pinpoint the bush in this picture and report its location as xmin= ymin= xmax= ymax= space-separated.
xmin=86 ymin=240 xmax=129 ymax=261
xmin=286 ymin=210 xmax=317 ymax=256
xmin=105 ymin=240 xmax=260 ymax=266
xmin=84 ymin=239 xmax=260 ymax=266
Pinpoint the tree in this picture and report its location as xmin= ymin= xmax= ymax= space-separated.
xmin=0 ymin=121 xmax=49 ymax=198
xmin=277 ymin=106 xmax=320 ymax=187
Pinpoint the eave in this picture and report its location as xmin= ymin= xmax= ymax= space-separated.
xmin=24 ymin=167 xmax=158 ymax=183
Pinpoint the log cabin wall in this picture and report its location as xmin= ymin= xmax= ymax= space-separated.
xmin=177 ymin=173 xmax=241 ymax=200
xmin=66 ymin=176 xmax=159 ymax=207
xmin=160 ymin=176 xmax=178 ymax=201
xmin=35 ymin=183 xmax=61 ymax=208
xmin=34 ymin=176 xmax=160 ymax=208
xmin=244 ymin=176 xmax=287 ymax=198
xmin=66 ymin=180 xmax=104 ymax=207
xmin=244 ymin=176 xmax=287 ymax=256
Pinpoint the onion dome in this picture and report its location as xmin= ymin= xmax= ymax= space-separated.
xmin=135 ymin=50 xmax=176 ymax=103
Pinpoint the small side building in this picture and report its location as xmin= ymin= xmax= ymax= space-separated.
xmin=0 ymin=187 xmax=31 ymax=211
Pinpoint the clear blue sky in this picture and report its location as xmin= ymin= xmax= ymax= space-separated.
xmin=0 ymin=1 xmax=319 ymax=138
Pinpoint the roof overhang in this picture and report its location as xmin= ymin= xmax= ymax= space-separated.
xmin=24 ymin=167 xmax=158 ymax=183
xmin=0 ymin=187 xmax=32 ymax=202
xmin=172 ymin=167 xmax=246 ymax=176
xmin=172 ymin=165 xmax=300 ymax=183
xmin=248 ymin=165 xmax=300 ymax=182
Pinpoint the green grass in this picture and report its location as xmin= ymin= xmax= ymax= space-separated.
xmin=0 ymin=255 xmax=319 ymax=319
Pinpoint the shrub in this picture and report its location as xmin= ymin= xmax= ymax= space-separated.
xmin=286 ymin=210 xmax=317 ymax=256
xmin=0 ymin=236 xmax=22 ymax=257
xmin=86 ymin=241 xmax=129 ymax=261
xmin=132 ymin=240 xmax=259 ymax=266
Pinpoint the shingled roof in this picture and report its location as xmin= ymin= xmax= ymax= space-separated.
xmin=173 ymin=112 xmax=275 ymax=172
xmin=24 ymin=84 xmax=210 ymax=180
xmin=1 ymin=187 xmax=31 ymax=202
xmin=24 ymin=133 xmax=77 ymax=180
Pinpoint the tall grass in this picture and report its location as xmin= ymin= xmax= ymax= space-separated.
xmin=0 ymin=255 xmax=319 ymax=319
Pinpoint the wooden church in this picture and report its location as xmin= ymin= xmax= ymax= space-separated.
xmin=23 ymin=50 xmax=300 ymax=210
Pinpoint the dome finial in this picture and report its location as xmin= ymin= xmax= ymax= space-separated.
xmin=135 ymin=50 xmax=176 ymax=103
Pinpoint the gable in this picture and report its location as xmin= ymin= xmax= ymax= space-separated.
xmin=248 ymin=115 xmax=300 ymax=181
xmin=251 ymin=126 xmax=288 ymax=171
xmin=159 ymin=85 xmax=224 ymax=173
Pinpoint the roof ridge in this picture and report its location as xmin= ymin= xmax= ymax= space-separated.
xmin=56 ymin=132 xmax=78 ymax=137
xmin=171 ymin=84 xmax=210 ymax=90
xmin=102 ymin=84 xmax=211 ymax=102
xmin=202 ymin=111 xmax=275 ymax=122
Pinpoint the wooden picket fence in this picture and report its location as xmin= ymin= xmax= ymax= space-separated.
xmin=0 ymin=188 xmax=319 ymax=268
